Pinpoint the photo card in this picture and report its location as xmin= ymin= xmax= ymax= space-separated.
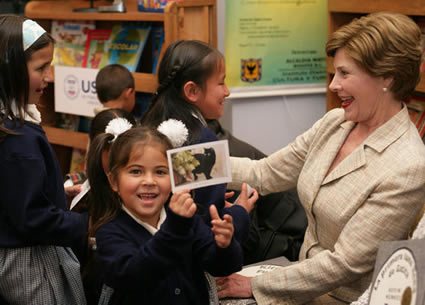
xmin=167 ymin=140 xmax=231 ymax=193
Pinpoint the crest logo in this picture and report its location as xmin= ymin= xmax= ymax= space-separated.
xmin=241 ymin=58 xmax=262 ymax=83
xmin=64 ymin=75 xmax=79 ymax=99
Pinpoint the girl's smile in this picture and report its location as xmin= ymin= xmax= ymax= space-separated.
xmin=110 ymin=143 xmax=171 ymax=228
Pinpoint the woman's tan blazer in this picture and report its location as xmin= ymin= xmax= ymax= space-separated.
xmin=229 ymin=106 xmax=425 ymax=304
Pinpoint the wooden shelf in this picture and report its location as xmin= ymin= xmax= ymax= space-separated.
xmin=42 ymin=126 xmax=89 ymax=150
xmin=25 ymin=0 xmax=166 ymax=22
xmin=328 ymin=0 xmax=425 ymax=16
xmin=133 ymin=73 xmax=158 ymax=94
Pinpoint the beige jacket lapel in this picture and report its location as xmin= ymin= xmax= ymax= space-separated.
xmin=322 ymin=105 xmax=409 ymax=185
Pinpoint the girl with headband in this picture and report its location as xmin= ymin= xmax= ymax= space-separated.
xmin=0 ymin=15 xmax=88 ymax=304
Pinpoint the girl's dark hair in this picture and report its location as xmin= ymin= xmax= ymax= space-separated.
xmin=89 ymin=108 xmax=137 ymax=141
xmin=87 ymin=126 xmax=172 ymax=236
xmin=0 ymin=14 xmax=54 ymax=143
xmin=140 ymin=40 xmax=223 ymax=145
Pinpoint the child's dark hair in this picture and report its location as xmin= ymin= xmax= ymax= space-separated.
xmin=95 ymin=64 xmax=135 ymax=104
xmin=87 ymin=126 xmax=172 ymax=236
xmin=89 ymin=108 xmax=137 ymax=141
xmin=141 ymin=40 xmax=224 ymax=144
xmin=0 ymin=14 xmax=54 ymax=143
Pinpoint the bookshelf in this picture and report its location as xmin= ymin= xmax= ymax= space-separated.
xmin=327 ymin=0 xmax=425 ymax=110
xmin=25 ymin=0 xmax=217 ymax=176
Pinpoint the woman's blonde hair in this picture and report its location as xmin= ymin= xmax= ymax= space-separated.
xmin=326 ymin=12 xmax=422 ymax=101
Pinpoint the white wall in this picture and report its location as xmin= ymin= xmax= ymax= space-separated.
xmin=217 ymin=0 xmax=327 ymax=155
xmin=223 ymin=95 xmax=326 ymax=155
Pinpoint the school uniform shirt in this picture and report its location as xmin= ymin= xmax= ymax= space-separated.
xmin=194 ymin=126 xmax=251 ymax=242
xmin=229 ymin=106 xmax=425 ymax=304
xmin=0 ymin=118 xmax=88 ymax=248
xmin=95 ymin=206 xmax=243 ymax=305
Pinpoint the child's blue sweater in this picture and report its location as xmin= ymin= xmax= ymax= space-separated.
xmin=0 ymin=119 xmax=88 ymax=248
xmin=96 ymin=207 xmax=243 ymax=305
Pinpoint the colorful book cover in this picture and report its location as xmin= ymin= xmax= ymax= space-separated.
xmin=69 ymin=148 xmax=86 ymax=174
xmin=150 ymin=26 xmax=165 ymax=73
xmin=51 ymin=20 xmax=95 ymax=67
xmin=104 ymin=24 xmax=152 ymax=72
xmin=137 ymin=0 xmax=183 ymax=12
xmin=82 ymin=28 xmax=113 ymax=69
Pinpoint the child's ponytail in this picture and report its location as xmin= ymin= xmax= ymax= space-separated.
xmin=87 ymin=133 xmax=120 ymax=237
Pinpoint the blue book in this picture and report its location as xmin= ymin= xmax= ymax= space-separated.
xmin=150 ymin=26 xmax=165 ymax=73
xmin=106 ymin=24 xmax=151 ymax=72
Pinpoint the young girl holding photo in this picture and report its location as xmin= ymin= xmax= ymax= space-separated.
xmin=0 ymin=15 xmax=88 ymax=304
xmin=87 ymin=124 xmax=244 ymax=305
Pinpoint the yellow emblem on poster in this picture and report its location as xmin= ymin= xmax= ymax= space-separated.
xmin=241 ymin=58 xmax=262 ymax=83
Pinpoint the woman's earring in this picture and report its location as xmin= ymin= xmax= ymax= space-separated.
xmin=382 ymin=87 xmax=388 ymax=92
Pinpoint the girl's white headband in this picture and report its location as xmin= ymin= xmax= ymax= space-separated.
xmin=23 ymin=19 xmax=46 ymax=51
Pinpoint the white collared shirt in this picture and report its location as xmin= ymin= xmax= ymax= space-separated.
xmin=122 ymin=205 xmax=167 ymax=235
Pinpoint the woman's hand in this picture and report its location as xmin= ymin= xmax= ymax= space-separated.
xmin=216 ymin=273 xmax=253 ymax=299
xmin=234 ymin=183 xmax=259 ymax=214
xmin=210 ymin=204 xmax=234 ymax=248
xmin=169 ymin=190 xmax=197 ymax=217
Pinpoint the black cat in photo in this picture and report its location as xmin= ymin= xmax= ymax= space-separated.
xmin=192 ymin=147 xmax=216 ymax=180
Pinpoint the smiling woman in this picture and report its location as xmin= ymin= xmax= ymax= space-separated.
xmin=0 ymin=15 xmax=88 ymax=304
xmin=220 ymin=12 xmax=425 ymax=305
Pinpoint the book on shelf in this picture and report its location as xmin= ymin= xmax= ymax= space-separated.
xmin=55 ymin=114 xmax=92 ymax=133
xmin=56 ymin=113 xmax=80 ymax=131
xmin=82 ymin=29 xmax=113 ymax=69
xmin=150 ymin=26 xmax=165 ymax=73
xmin=51 ymin=20 xmax=95 ymax=67
xmin=106 ymin=24 xmax=152 ymax=72
xmin=81 ymin=24 xmax=151 ymax=72
xmin=133 ymin=92 xmax=153 ymax=119
xmin=69 ymin=148 xmax=86 ymax=174
xmin=137 ymin=0 xmax=183 ymax=12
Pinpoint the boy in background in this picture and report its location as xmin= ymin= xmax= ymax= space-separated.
xmin=94 ymin=64 xmax=136 ymax=114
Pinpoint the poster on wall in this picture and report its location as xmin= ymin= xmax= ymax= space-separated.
xmin=225 ymin=0 xmax=327 ymax=91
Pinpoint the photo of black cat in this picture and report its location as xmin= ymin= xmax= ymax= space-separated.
xmin=167 ymin=140 xmax=231 ymax=192
xmin=192 ymin=147 xmax=216 ymax=180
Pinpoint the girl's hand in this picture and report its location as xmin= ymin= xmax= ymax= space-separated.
xmin=210 ymin=204 xmax=234 ymax=248
xmin=169 ymin=190 xmax=197 ymax=217
xmin=234 ymin=183 xmax=259 ymax=214
xmin=224 ymin=191 xmax=235 ymax=208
